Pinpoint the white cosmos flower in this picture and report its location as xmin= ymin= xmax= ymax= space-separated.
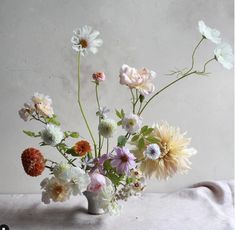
xmin=198 ymin=20 xmax=221 ymax=44
xmin=71 ymin=25 xmax=103 ymax=56
xmin=41 ymin=124 xmax=64 ymax=146
xmin=145 ymin=143 xmax=161 ymax=160
xmin=53 ymin=163 xmax=90 ymax=196
xmin=119 ymin=64 xmax=156 ymax=96
xmin=122 ymin=113 xmax=142 ymax=134
xmin=214 ymin=43 xmax=234 ymax=70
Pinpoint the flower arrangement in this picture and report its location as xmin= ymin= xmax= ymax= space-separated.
xmin=18 ymin=21 xmax=233 ymax=215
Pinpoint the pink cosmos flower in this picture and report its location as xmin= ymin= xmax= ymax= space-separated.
xmin=87 ymin=172 xmax=106 ymax=192
xmin=111 ymin=147 xmax=136 ymax=175
xmin=91 ymin=153 xmax=109 ymax=174
xmin=92 ymin=72 xmax=106 ymax=82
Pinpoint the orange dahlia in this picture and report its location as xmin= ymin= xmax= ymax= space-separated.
xmin=21 ymin=148 xmax=45 ymax=177
xmin=73 ymin=140 xmax=91 ymax=156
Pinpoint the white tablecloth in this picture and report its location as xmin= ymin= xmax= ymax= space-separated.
xmin=0 ymin=180 xmax=234 ymax=230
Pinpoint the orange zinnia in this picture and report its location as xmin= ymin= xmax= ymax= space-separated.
xmin=74 ymin=140 xmax=91 ymax=156
xmin=21 ymin=147 xmax=45 ymax=177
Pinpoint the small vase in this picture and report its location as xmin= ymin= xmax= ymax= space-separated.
xmin=83 ymin=191 xmax=105 ymax=215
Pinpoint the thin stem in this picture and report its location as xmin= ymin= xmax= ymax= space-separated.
xmin=186 ymin=37 xmax=205 ymax=74
xmin=106 ymin=138 xmax=109 ymax=154
xmin=77 ymin=53 xmax=97 ymax=157
xmin=198 ymin=57 xmax=216 ymax=73
xmin=95 ymin=83 xmax=102 ymax=157
xmin=31 ymin=114 xmax=47 ymax=125
xmin=138 ymin=71 xmax=197 ymax=115
xmin=130 ymin=89 xmax=136 ymax=113
xmin=56 ymin=146 xmax=76 ymax=167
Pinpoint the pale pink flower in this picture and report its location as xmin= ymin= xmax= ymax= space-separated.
xmin=119 ymin=64 xmax=156 ymax=96
xmin=92 ymin=72 xmax=106 ymax=82
xmin=18 ymin=103 xmax=35 ymax=121
xmin=87 ymin=172 xmax=106 ymax=192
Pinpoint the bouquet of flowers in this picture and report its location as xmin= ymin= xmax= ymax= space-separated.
xmin=18 ymin=21 xmax=233 ymax=215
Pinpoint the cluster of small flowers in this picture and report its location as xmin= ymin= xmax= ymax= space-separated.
xmin=19 ymin=92 xmax=54 ymax=121
xmin=116 ymin=169 xmax=146 ymax=201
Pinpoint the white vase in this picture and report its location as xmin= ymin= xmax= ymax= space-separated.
xmin=83 ymin=191 xmax=105 ymax=215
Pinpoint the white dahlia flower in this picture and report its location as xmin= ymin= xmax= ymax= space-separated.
xmin=41 ymin=124 xmax=64 ymax=146
xmin=98 ymin=119 xmax=117 ymax=138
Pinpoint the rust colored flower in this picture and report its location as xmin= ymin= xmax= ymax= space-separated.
xmin=74 ymin=140 xmax=91 ymax=156
xmin=21 ymin=148 xmax=45 ymax=177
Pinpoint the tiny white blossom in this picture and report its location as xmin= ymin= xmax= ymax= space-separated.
xmin=214 ymin=43 xmax=234 ymax=70
xmin=145 ymin=143 xmax=161 ymax=160
xmin=122 ymin=113 xmax=142 ymax=134
xmin=41 ymin=124 xmax=64 ymax=146
xmin=71 ymin=25 xmax=103 ymax=56
xmin=198 ymin=20 xmax=221 ymax=44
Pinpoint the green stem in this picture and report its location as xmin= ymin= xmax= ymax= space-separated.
xmin=77 ymin=53 xmax=97 ymax=157
xmin=186 ymin=37 xmax=205 ymax=74
xmin=106 ymin=138 xmax=109 ymax=154
xmin=198 ymin=57 xmax=216 ymax=73
xmin=56 ymin=146 xmax=76 ymax=167
xmin=130 ymin=89 xmax=136 ymax=113
xmin=95 ymin=83 xmax=102 ymax=157
xmin=138 ymin=71 xmax=197 ymax=115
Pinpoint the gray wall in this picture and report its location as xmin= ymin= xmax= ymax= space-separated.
xmin=0 ymin=0 xmax=234 ymax=193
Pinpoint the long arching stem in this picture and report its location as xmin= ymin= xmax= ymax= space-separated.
xmin=77 ymin=53 xmax=97 ymax=157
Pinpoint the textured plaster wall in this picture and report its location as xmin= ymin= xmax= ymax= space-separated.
xmin=0 ymin=0 xmax=234 ymax=193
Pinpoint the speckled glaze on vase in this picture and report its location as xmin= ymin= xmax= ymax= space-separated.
xmin=83 ymin=191 xmax=105 ymax=215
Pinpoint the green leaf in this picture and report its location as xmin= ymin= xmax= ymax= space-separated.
xmin=131 ymin=134 xmax=139 ymax=142
xmin=106 ymin=171 xmax=124 ymax=186
xmin=45 ymin=114 xmax=61 ymax=126
xmin=141 ymin=125 xmax=148 ymax=133
xmin=117 ymin=135 xmax=128 ymax=147
xmin=138 ymin=137 xmax=145 ymax=150
xmin=117 ymin=120 xmax=122 ymax=126
xmin=65 ymin=131 xmax=79 ymax=138
xmin=143 ymin=128 xmax=154 ymax=136
xmin=23 ymin=130 xmax=41 ymax=137
xmin=103 ymin=160 xmax=112 ymax=171
xmin=66 ymin=148 xmax=77 ymax=156
xmin=146 ymin=136 xmax=160 ymax=143
xmin=115 ymin=109 xmax=122 ymax=119
xmin=121 ymin=109 xmax=125 ymax=118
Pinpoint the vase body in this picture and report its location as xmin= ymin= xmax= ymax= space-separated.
xmin=83 ymin=191 xmax=105 ymax=215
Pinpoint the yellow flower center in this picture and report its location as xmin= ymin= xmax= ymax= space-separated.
xmin=53 ymin=185 xmax=63 ymax=197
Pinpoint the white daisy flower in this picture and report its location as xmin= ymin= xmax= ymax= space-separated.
xmin=98 ymin=119 xmax=117 ymax=138
xmin=145 ymin=143 xmax=161 ymax=160
xmin=214 ymin=43 xmax=234 ymax=70
xmin=71 ymin=25 xmax=103 ymax=56
xmin=122 ymin=113 xmax=142 ymax=134
xmin=41 ymin=124 xmax=64 ymax=146
xmin=198 ymin=20 xmax=221 ymax=44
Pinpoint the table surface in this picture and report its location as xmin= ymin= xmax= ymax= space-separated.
xmin=0 ymin=180 xmax=234 ymax=230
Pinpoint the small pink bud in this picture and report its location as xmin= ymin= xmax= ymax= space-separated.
xmin=92 ymin=72 xmax=106 ymax=82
